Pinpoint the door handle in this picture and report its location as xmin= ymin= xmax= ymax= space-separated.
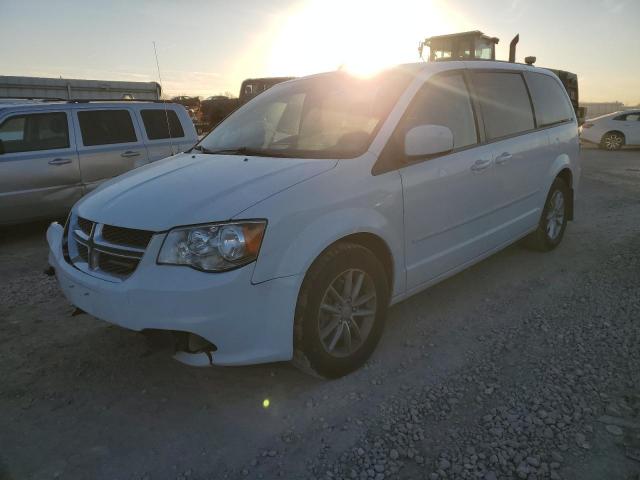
xmin=495 ymin=152 xmax=512 ymax=165
xmin=48 ymin=158 xmax=72 ymax=165
xmin=121 ymin=151 xmax=141 ymax=158
xmin=471 ymin=158 xmax=492 ymax=172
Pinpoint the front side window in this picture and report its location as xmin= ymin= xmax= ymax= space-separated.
xmin=198 ymin=68 xmax=413 ymax=159
xmin=472 ymin=72 xmax=535 ymax=140
xmin=402 ymin=73 xmax=477 ymax=150
xmin=78 ymin=109 xmax=137 ymax=146
xmin=0 ymin=112 xmax=69 ymax=154
xmin=525 ymin=72 xmax=574 ymax=127
xmin=141 ymin=109 xmax=185 ymax=140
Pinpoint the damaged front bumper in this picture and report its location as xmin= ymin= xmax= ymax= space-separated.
xmin=46 ymin=222 xmax=300 ymax=366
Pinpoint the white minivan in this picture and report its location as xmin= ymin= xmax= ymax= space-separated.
xmin=47 ymin=61 xmax=580 ymax=378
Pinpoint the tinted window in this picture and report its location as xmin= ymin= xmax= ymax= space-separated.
xmin=141 ymin=109 xmax=185 ymax=140
xmin=403 ymin=73 xmax=477 ymax=149
xmin=78 ymin=110 xmax=137 ymax=146
xmin=615 ymin=113 xmax=640 ymax=121
xmin=0 ymin=112 xmax=69 ymax=154
xmin=525 ymin=72 xmax=574 ymax=127
xmin=472 ymin=72 xmax=535 ymax=139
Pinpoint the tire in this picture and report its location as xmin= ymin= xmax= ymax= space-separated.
xmin=600 ymin=131 xmax=625 ymax=151
xmin=525 ymin=178 xmax=570 ymax=251
xmin=292 ymin=243 xmax=389 ymax=379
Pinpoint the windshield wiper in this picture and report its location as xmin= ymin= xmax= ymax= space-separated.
xmin=200 ymin=147 xmax=296 ymax=158
xmin=191 ymin=144 xmax=217 ymax=154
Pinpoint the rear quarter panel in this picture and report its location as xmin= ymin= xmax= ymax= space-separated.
xmin=546 ymin=122 xmax=581 ymax=195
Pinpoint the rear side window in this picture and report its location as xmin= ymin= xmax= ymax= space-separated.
xmin=615 ymin=113 xmax=640 ymax=121
xmin=472 ymin=72 xmax=535 ymax=140
xmin=402 ymin=73 xmax=477 ymax=149
xmin=78 ymin=110 xmax=137 ymax=146
xmin=525 ymin=72 xmax=574 ymax=127
xmin=140 ymin=109 xmax=185 ymax=140
xmin=0 ymin=112 xmax=69 ymax=154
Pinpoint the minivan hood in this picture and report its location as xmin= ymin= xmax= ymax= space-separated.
xmin=75 ymin=152 xmax=337 ymax=231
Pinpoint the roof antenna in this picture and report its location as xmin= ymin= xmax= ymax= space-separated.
xmin=152 ymin=41 xmax=175 ymax=155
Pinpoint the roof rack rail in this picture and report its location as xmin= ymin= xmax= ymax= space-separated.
xmin=66 ymin=98 xmax=171 ymax=103
xmin=0 ymin=96 xmax=68 ymax=102
xmin=0 ymin=97 xmax=171 ymax=103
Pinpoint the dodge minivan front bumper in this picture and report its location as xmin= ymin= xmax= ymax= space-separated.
xmin=46 ymin=222 xmax=300 ymax=366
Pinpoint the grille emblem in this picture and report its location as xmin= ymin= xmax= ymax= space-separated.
xmin=87 ymin=225 xmax=99 ymax=270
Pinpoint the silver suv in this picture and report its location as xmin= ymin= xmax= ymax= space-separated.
xmin=0 ymin=100 xmax=197 ymax=225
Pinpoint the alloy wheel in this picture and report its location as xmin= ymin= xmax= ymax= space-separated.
xmin=545 ymin=190 xmax=565 ymax=240
xmin=604 ymin=133 xmax=623 ymax=150
xmin=317 ymin=269 xmax=377 ymax=358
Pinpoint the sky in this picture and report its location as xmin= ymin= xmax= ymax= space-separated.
xmin=1 ymin=0 xmax=638 ymax=105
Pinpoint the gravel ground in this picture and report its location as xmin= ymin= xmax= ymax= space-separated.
xmin=1 ymin=146 xmax=639 ymax=480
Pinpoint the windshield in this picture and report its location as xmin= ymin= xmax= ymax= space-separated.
xmin=197 ymin=68 xmax=414 ymax=159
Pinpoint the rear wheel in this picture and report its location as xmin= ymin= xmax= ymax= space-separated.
xmin=292 ymin=243 xmax=389 ymax=379
xmin=524 ymin=177 xmax=570 ymax=251
xmin=600 ymin=131 xmax=624 ymax=150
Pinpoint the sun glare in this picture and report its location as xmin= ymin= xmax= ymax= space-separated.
xmin=263 ymin=0 xmax=460 ymax=78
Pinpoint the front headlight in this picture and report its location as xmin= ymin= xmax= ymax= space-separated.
xmin=157 ymin=220 xmax=266 ymax=272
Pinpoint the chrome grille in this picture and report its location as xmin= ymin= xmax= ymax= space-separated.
xmin=102 ymin=224 xmax=153 ymax=249
xmin=65 ymin=216 xmax=155 ymax=281
xmin=98 ymin=254 xmax=140 ymax=277
xmin=76 ymin=242 xmax=89 ymax=263
xmin=77 ymin=217 xmax=93 ymax=236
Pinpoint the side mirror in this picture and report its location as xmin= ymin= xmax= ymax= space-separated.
xmin=404 ymin=124 xmax=453 ymax=158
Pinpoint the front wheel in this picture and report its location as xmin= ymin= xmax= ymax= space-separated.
xmin=600 ymin=132 xmax=624 ymax=150
xmin=524 ymin=178 xmax=570 ymax=251
xmin=292 ymin=243 xmax=389 ymax=379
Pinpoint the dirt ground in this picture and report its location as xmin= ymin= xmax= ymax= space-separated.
xmin=1 ymin=146 xmax=639 ymax=480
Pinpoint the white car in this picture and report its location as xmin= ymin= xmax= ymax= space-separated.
xmin=47 ymin=61 xmax=580 ymax=378
xmin=580 ymin=110 xmax=640 ymax=150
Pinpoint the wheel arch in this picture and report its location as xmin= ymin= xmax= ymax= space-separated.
xmin=250 ymin=199 xmax=406 ymax=296
xmin=311 ymin=232 xmax=395 ymax=295
xmin=555 ymin=168 xmax=574 ymax=221
xmin=544 ymin=152 xmax=575 ymax=222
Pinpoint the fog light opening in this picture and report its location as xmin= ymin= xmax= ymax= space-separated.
xmin=173 ymin=331 xmax=217 ymax=365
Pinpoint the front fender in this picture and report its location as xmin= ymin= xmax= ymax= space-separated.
xmin=243 ymin=161 xmax=406 ymax=297
xmin=257 ymin=208 xmax=405 ymax=295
